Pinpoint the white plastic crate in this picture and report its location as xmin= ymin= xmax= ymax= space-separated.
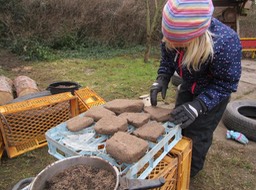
xmin=46 ymin=113 xmax=182 ymax=179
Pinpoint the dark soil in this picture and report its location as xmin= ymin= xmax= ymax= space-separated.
xmin=43 ymin=164 xmax=116 ymax=190
xmin=55 ymin=85 xmax=76 ymax=88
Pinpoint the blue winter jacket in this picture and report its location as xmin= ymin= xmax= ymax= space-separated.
xmin=158 ymin=18 xmax=242 ymax=111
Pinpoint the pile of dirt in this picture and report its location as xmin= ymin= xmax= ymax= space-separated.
xmin=43 ymin=164 xmax=116 ymax=190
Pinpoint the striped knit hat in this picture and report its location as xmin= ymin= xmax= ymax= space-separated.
xmin=162 ymin=0 xmax=214 ymax=43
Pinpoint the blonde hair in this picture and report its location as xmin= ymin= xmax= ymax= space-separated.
xmin=164 ymin=30 xmax=214 ymax=71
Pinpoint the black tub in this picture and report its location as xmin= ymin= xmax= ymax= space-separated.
xmin=46 ymin=81 xmax=81 ymax=95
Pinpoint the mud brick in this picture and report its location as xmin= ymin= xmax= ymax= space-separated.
xmin=119 ymin=112 xmax=151 ymax=128
xmin=84 ymin=105 xmax=116 ymax=121
xmin=106 ymin=131 xmax=149 ymax=163
xmin=143 ymin=106 xmax=172 ymax=122
xmin=133 ymin=121 xmax=165 ymax=142
xmin=66 ymin=116 xmax=94 ymax=132
xmin=104 ymin=99 xmax=144 ymax=114
xmin=94 ymin=115 xmax=128 ymax=135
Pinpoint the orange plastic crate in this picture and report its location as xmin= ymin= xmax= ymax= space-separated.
xmin=170 ymin=137 xmax=192 ymax=190
xmin=147 ymin=154 xmax=178 ymax=190
xmin=0 ymin=92 xmax=77 ymax=158
xmin=74 ymin=87 xmax=106 ymax=114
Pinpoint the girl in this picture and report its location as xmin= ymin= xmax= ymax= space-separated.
xmin=150 ymin=0 xmax=242 ymax=177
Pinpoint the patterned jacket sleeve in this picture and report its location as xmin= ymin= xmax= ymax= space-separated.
xmin=197 ymin=34 xmax=242 ymax=111
xmin=157 ymin=42 xmax=176 ymax=76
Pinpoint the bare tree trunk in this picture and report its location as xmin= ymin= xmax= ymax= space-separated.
xmin=144 ymin=0 xmax=165 ymax=63
xmin=144 ymin=0 xmax=151 ymax=63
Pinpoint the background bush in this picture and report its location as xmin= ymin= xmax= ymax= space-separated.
xmin=0 ymin=0 xmax=255 ymax=60
xmin=0 ymin=0 xmax=163 ymax=56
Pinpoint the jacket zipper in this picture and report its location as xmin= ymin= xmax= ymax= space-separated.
xmin=191 ymin=82 xmax=196 ymax=94
xmin=177 ymin=50 xmax=197 ymax=94
xmin=178 ymin=50 xmax=184 ymax=77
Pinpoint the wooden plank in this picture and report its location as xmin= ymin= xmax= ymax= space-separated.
xmin=240 ymin=38 xmax=256 ymax=59
xmin=240 ymin=38 xmax=256 ymax=48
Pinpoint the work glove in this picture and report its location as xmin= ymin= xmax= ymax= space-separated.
xmin=150 ymin=74 xmax=171 ymax=106
xmin=170 ymin=99 xmax=206 ymax=129
xmin=226 ymin=130 xmax=249 ymax=145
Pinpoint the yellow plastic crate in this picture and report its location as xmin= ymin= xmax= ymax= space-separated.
xmin=147 ymin=154 xmax=178 ymax=190
xmin=74 ymin=87 xmax=106 ymax=114
xmin=0 ymin=92 xmax=77 ymax=158
xmin=170 ymin=137 xmax=192 ymax=190
xmin=0 ymin=130 xmax=4 ymax=158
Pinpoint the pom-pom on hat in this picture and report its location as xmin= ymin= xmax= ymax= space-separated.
xmin=162 ymin=0 xmax=214 ymax=43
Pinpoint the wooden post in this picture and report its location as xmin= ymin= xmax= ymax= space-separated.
xmin=13 ymin=76 xmax=39 ymax=97
xmin=0 ymin=76 xmax=14 ymax=105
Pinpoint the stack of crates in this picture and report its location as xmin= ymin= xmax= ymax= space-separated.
xmin=170 ymin=137 xmax=192 ymax=190
xmin=0 ymin=92 xmax=77 ymax=158
xmin=146 ymin=137 xmax=192 ymax=190
xmin=142 ymin=152 xmax=178 ymax=190
xmin=0 ymin=87 xmax=107 ymax=158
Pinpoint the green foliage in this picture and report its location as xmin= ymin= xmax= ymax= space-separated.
xmin=25 ymin=43 xmax=55 ymax=61
xmin=10 ymin=39 xmax=56 ymax=61
xmin=0 ymin=0 xmax=152 ymax=60
xmin=50 ymin=30 xmax=135 ymax=51
xmin=6 ymin=35 xmax=146 ymax=61
xmin=51 ymin=33 xmax=79 ymax=50
xmin=50 ymin=33 xmax=105 ymax=50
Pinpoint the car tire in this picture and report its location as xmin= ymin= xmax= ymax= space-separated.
xmin=222 ymin=100 xmax=256 ymax=142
